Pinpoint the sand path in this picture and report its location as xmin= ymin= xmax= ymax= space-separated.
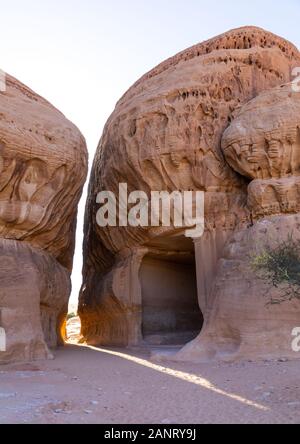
xmin=0 ymin=338 xmax=299 ymax=424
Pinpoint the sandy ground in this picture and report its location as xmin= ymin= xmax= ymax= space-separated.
xmin=0 ymin=317 xmax=300 ymax=424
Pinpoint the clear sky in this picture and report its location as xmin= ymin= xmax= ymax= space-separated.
xmin=0 ymin=0 xmax=299 ymax=309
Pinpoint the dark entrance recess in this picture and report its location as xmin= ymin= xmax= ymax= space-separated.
xmin=140 ymin=235 xmax=203 ymax=346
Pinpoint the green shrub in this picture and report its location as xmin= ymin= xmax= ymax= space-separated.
xmin=251 ymin=234 xmax=300 ymax=304
xmin=67 ymin=312 xmax=77 ymax=320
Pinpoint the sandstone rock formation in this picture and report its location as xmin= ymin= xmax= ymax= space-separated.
xmin=175 ymin=215 xmax=300 ymax=362
xmin=0 ymin=75 xmax=87 ymax=364
xmin=80 ymin=26 xmax=300 ymax=361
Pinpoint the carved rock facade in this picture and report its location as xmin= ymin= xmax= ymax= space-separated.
xmin=80 ymin=27 xmax=300 ymax=361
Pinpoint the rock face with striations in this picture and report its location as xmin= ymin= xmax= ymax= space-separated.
xmin=0 ymin=75 xmax=87 ymax=363
xmin=80 ymin=27 xmax=300 ymax=361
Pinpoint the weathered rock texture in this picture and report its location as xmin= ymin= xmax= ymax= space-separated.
xmin=0 ymin=75 xmax=87 ymax=363
xmin=175 ymin=215 xmax=300 ymax=362
xmin=80 ymin=27 xmax=300 ymax=361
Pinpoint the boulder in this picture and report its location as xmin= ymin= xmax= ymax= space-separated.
xmin=0 ymin=74 xmax=87 ymax=363
xmin=80 ymin=27 xmax=300 ymax=361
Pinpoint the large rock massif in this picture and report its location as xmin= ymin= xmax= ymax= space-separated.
xmin=80 ymin=27 xmax=300 ymax=361
xmin=0 ymin=75 xmax=87 ymax=363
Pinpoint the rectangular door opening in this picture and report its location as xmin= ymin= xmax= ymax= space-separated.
xmin=140 ymin=235 xmax=203 ymax=346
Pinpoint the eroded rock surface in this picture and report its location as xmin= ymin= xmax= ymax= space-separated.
xmin=176 ymin=215 xmax=300 ymax=362
xmin=80 ymin=27 xmax=300 ymax=361
xmin=0 ymin=75 xmax=87 ymax=363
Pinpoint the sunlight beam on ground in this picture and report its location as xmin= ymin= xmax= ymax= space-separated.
xmin=84 ymin=345 xmax=269 ymax=411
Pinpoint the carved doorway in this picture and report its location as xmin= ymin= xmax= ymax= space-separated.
xmin=140 ymin=235 xmax=203 ymax=345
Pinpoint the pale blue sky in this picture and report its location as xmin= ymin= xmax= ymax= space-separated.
xmin=0 ymin=0 xmax=299 ymax=307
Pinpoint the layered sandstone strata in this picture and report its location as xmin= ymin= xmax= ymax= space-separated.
xmin=80 ymin=27 xmax=300 ymax=360
xmin=0 ymin=75 xmax=87 ymax=363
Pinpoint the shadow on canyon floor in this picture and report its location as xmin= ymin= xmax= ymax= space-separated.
xmin=0 ymin=342 xmax=300 ymax=424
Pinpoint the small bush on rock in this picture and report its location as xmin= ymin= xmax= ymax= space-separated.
xmin=252 ymin=234 xmax=300 ymax=304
